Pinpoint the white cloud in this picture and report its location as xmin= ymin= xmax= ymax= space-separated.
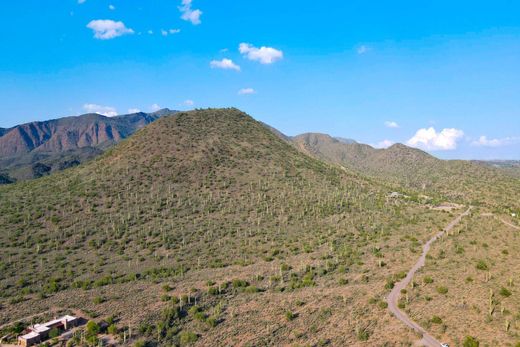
xmin=78 ymin=0 xmax=86 ymax=4
xmin=373 ymin=140 xmax=395 ymax=149
xmin=357 ymin=45 xmax=370 ymax=54
xmin=147 ymin=30 xmax=154 ymax=35
xmin=471 ymin=135 xmax=520 ymax=147
xmin=128 ymin=108 xmax=141 ymax=114
xmin=83 ymin=104 xmax=118 ymax=117
xmin=150 ymin=104 xmax=161 ymax=112
xmin=407 ymin=127 xmax=464 ymax=151
xmin=385 ymin=121 xmax=399 ymax=128
xmin=210 ymin=58 xmax=241 ymax=71
xmin=86 ymin=19 xmax=134 ymax=40
xmin=238 ymin=88 xmax=256 ymax=95
xmin=109 ymin=4 xmax=115 ymax=10
xmin=239 ymin=43 xmax=283 ymax=64
xmin=161 ymin=29 xmax=181 ymax=36
xmin=179 ymin=0 xmax=202 ymax=25
xmin=183 ymin=100 xmax=194 ymax=106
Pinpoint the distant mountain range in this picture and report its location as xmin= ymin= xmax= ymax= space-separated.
xmin=0 ymin=109 xmax=177 ymax=181
xmin=282 ymin=131 xmax=520 ymax=208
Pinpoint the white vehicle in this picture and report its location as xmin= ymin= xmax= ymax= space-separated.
xmin=441 ymin=344 xmax=449 ymax=347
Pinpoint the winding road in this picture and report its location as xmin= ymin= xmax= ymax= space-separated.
xmin=386 ymin=207 xmax=472 ymax=347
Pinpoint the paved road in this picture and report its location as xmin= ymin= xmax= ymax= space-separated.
xmin=387 ymin=207 xmax=471 ymax=347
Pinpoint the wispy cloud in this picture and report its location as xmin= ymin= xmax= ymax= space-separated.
xmin=108 ymin=4 xmax=115 ymax=10
xmin=83 ymin=104 xmax=118 ymax=117
xmin=238 ymin=88 xmax=256 ymax=95
xmin=128 ymin=108 xmax=141 ymax=114
xmin=407 ymin=127 xmax=464 ymax=151
xmin=150 ymin=104 xmax=161 ymax=112
xmin=183 ymin=100 xmax=194 ymax=106
xmin=78 ymin=0 xmax=86 ymax=4
xmin=385 ymin=121 xmax=399 ymax=128
xmin=471 ymin=135 xmax=520 ymax=147
xmin=372 ymin=139 xmax=395 ymax=149
xmin=357 ymin=45 xmax=371 ymax=55
xmin=161 ymin=29 xmax=181 ymax=36
xmin=179 ymin=0 xmax=202 ymax=25
xmin=239 ymin=43 xmax=283 ymax=64
xmin=86 ymin=20 xmax=134 ymax=40
xmin=210 ymin=58 xmax=241 ymax=71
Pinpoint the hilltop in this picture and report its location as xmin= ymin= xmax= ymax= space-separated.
xmin=0 ymin=109 xmax=176 ymax=182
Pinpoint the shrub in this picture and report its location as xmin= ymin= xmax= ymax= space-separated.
xmin=436 ymin=286 xmax=448 ymax=295
xmin=356 ymin=328 xmax=370 ymax=341
xmin=463 ymin=336 xmax=479 ymax=347
xmin=107 ymin=324 xmax=117 ymax=335
xmin=500 ymin=287 xmax=512 ymax=297
xmin=423 ymin=276 xmax=434 ymax=284
xmin=93 ymin=296 xmax=104 ymax=304
xmin=285 ymin=311 xmax=296 ymax=321
xmin=431 ymin=316 xmax=443 ymax=324
xmin=232 ymin=279 xmax=248 ymax=288
xmin=179 ymin=331 xmax=198 ymax=345
xmin=49 ymin=327 xmax=60 ymax=339
xmin=476 ymin=260 xmax=488 ymax=271
xmin=86 ymin=320 xmax=100 ymax=336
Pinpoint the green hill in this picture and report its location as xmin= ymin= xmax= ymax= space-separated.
xmin=291 ymin=133 xmax=520 ymax=212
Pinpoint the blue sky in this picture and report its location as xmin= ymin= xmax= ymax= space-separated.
xmin=0 ymin=0 xmax=519 ymax=159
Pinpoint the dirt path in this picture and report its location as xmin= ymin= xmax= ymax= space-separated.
xmin=500 ymin=219 xmax=520 ymax=230
xmin=387 ymin=207 xmax=471 ymax=347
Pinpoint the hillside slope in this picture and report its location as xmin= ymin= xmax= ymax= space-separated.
xmin=291 ymin=132 xmax=520 ymax=211
xmin=0 ymin=108 xmax=449 ymax=346
xmin=0 ymin=109 xmax=176 ymax=182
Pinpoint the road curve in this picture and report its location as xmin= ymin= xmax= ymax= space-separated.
xmin=387 ymin=207 xmax=472 ymax=347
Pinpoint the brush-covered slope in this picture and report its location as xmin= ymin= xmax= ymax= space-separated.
xmin=292 ymin=133 xmax=520 ymax=210
xmin=0 ymin=109 xmax=176 ymax=182
xmin=0 ymin=108 xmax=390 ymax=298
xmin=0 ymin=109 xmax=460 ymax=346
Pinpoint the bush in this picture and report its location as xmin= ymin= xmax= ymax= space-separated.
xmin=107 ymin=324 xmax=117 ymax=335
xmin=476 ymin=260 xmax=489 ymax=271
xmin=436 ymin=286 xmax=448 ymax=295
xmin=431 ymin=316 xmax=443 ymax=324
xmin=93 ymin=296 xmax=104 ymax=304
xmin=463 ymin=336 xmax=479 ymax=347
xmin=356 ymin=328 xmax=370 ymax=341
xmin=179 ymin=331 xmax=198 ymax=345
xmin=423 ymin=276 xmax=434 ymax=284
xmin=500 ymin=287 xmax=512 ymax=297
xmin=86 ymin=320 xmax=100 ymax=336
xmin=232 ymin=279 xmax=248 ymax=288
xmin=49 ymin=327 xmax=60 ymax=338
xmin=285 ymin=311 xmax=296 ymax=321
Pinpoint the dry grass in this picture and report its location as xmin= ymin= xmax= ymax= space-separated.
xmin=407 ymin=211 xmax=520 ymax=346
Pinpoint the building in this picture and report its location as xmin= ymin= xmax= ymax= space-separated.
xmin=18 ymin=315 xmax=79 ymax=347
